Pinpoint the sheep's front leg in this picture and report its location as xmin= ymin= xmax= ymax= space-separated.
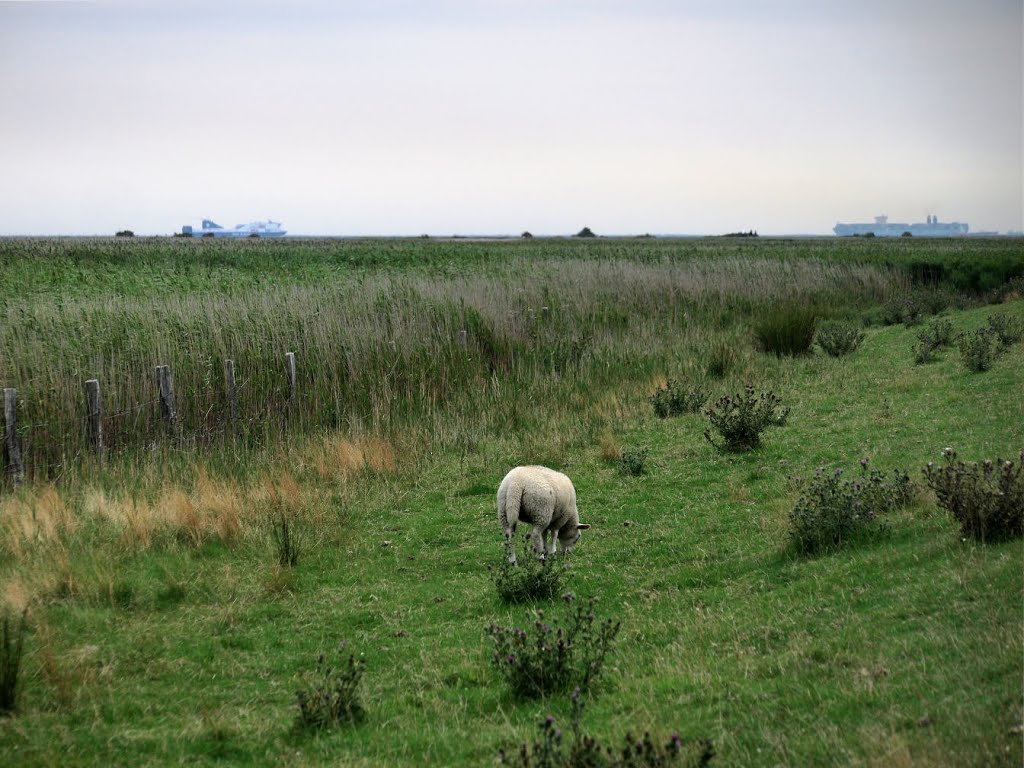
xmin=528 ymin=525 xmax=546 ymax=560
xmin=544 ymin=530 xmax=557 ymax=557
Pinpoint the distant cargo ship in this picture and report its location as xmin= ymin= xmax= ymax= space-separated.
xmin=834 ymin=214 xmax=968 ymax=237
xmin=181 ymin=218 xmax=287 ymax=237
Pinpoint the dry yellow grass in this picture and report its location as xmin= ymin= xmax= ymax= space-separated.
xmin=311 ymin=435 xmax=398 ymax=480
xmin=598 ymin=431 xmax=622 ymax=463
xmin=0 ymin=575 xmax=31 ymax=613
xmin=0 ymin=485 xmax=76 ymax=559
xmin=195 ymin=470 xmax=242 ymax=543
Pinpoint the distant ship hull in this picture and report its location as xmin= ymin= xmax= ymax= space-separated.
xmin=834 ymin=214 xmax=967 ymax=237
xmin=182 ymin=218 xmax=287 ymax=237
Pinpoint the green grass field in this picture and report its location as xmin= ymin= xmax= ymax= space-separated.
xmin=0 ymin=237 xmax=1021 ymax=766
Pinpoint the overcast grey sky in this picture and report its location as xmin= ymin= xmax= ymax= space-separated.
xmin=1 ymin=0 xmax=1021 ymax=235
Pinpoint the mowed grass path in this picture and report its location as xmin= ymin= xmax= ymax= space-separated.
xmin=1 ymin=301 xmax=1021 ymax=766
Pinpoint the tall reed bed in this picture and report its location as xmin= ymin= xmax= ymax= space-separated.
xmin=1 ymin=243 xmax=900 ymax=481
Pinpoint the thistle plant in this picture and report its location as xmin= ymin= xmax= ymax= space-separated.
xmin=486 ymin=594 xmax=620 ymax=699
xmin=923 ymin=448 xmax=1023 ymax=542
xmin=498 ymin=687 xmax=715 ymax=767
xmin=788 ymin=458 xmax=914 ymax=555
xmin=620 ymin=448 xmax=649 ymax=477
xmin=295 ymin=641 xmax=366 ymax=729
xmin=900 ymin=297 xmax=923 ymax=327
xmin=913 ymin=318 xmax=954 ymax=364
xmin=815 ymin=321 xmax=864 ymax=357
xmin=651 ymin=379 xmax=709 ymax=418
xmin=957 ymin=327 xmax=999 ymax=372
xmin=704 ymin=384 xmax=789 ymax=452
xmin=493 ymin=539 xmax=568 ymax=604
xmin=986 ymin=312 xmax=1023 ymax=349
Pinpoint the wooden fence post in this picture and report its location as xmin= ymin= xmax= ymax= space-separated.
xmin=285 ymin=352 xmax=296 ymax=415
xmin=541 ymin=306 xmax=551 ymax=320
xmin=84 ymin=379 xmax=104 ymax=460
xmin=156 ymin=365 xmax=178 ymax=435
xmin=458 ymin=329 xmax=468 ymax=348
xmin=3 ymin=388 xmax=23 ymax=482
xmin=225 ymin=359 xmax=238 ymax=424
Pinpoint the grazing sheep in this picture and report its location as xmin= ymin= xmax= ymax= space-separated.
xmin=497 ymin=466 xmax=590 ymax=564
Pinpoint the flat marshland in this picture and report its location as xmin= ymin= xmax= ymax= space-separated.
xmin=0 ymin=236 xmax=1021 ymax=766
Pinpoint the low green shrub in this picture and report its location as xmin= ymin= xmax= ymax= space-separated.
xmin=913 ymin=318 xmax=954 ymax=364
xmin=704 ymin=384 xmax=789 ymax=452
xmin=923 ymin=448 xmax=1023 ymax=542
xmin=295 ymin=642 xmax=366 ymax=729
xmin=788 ymin=460 xmax=914 ymax=555
xmin=486 ymin=595 xmax=620 ymax=699
xmin=816 ymin=321 xmax=864 ymax=357
xmin=881 ymin=288 xmax=959 ymax=327
xmin=990 ymin=275 xmax=1024 ymax=303
xmin=498 ymin=687 xmax=715 ymax=767
xmin=753 ymin=302 xmax=817 ymax=356
xmin=881 ymin=295 xmax=924 ymax=326
xmin=911 ymin=286 xmax=958 ymax=315
xmin=620 ymin=448 xmax=649 ymax=477
xmin=957 ymin=327 xmax=999 ymax=372
xmin=651 ymin=380 xmax=709 ymax=418
xmin=881 ymin=297 xmax=907 ymax=326
xmin=901 ymin=298 xmax=923 ymax=327
xmin=986 ymin=312 xmax=1024 ymax=348
xmin=0 ymin=608 xmax=28 ymax=716
xmin=493 ymin=539 xmax=568 ymax=604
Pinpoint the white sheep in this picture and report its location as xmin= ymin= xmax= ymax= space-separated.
xmin=497 ymin=466 xmax=590 ymax=564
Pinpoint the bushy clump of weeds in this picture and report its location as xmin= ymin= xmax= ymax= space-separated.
xmin=1 ymin=608 xmax=29 ymax=716
xmin=651 ymin=379 xmax=709 ymax=418
xmin=487 ymin=594 xmax=620 ymax=700
xmin=986 ymin=312 xmax=1024 ymax=348
xmin=295 ymin=641 xmax=366 ymax=730
xmin=990 ymin=275 xmax=1024 ymax=303
xmin=493 ymin=539 xmax=568 ymax=604
xmin=923 ymin=448 xmax=1023 ymax=542
xmin=957 ymin=327 xmax=1000 ymax=372
xmin=789 ymin=459 xmax=914 ymax=555
xmin=704 ymin=384 xmax=789 ymax=452
xmin=499 ymin=687 xmax=715 ymax=767
xmin=911 ymin=285 xmax=958 ymax=316
xmin=880 ymin=297 xmax=905 ymax=326
xmin=620 ymin=448 xmax=649 ymax=477
xmin=913 ymin=318 xmax=955 ymax=364
xmin=816 ymin=320 xmax=864 ymax=357
xmin=753 ymin=301 xmax=818 ymax=356
xmin=882 ymin=295 xmax=923 ymax=326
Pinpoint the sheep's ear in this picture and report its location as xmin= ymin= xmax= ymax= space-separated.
xmin=577 ymin=523 xmax=591 ymax=530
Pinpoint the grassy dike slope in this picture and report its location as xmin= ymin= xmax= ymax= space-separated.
xmin=1 ymin=301 xmax=1021 ymax=767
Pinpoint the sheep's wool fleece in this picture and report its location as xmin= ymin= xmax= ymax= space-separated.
xmin=497 ymin=465 xmax=579 ymax=533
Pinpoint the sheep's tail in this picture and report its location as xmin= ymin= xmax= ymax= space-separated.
xmin=499 ymin=479 xmax=523 ymax=540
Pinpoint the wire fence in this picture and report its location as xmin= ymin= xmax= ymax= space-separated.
xmin=1 ymin=354 xmax=320 ymax=484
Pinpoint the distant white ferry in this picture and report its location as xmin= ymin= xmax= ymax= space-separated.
xmin=181 ymin=218 xmax=287 ymax=238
